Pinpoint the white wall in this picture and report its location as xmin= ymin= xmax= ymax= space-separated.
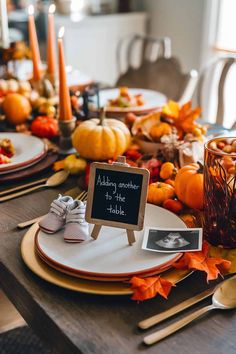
xmin=133 ymin=0 xmax=206 ymax=72
xmin=55 ymin=12 xmax=148 ymax=85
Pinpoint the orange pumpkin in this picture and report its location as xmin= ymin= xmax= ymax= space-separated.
xmin=160 ymin=162 xmax=176 ymax=180
xmin=72 ymin=109 xmax=131 ymax=161
xmin=148 ymin=182 xmax=175 ymax=206
xmin=150 ymin=122 xmax=172 ymax=141
xmin=175 ymin=163 xmax=203 ymax=210
xmin=2 ymin=93 xmax=31 ymax=125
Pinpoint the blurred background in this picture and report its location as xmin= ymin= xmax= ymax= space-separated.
xmin=5 ymin=0 xmax=236 ymax=127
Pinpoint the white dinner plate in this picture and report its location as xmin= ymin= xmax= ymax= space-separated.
xmin=0 ymin=133 xmax=46 ymax=173
xmin=89 ymin=88 xmax=167 ymax=114
xmin=36 ymin=204 xmax=186 ymax=278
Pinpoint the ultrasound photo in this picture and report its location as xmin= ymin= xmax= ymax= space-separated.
xmin=142 ymin=227 xmax=202 ymax=253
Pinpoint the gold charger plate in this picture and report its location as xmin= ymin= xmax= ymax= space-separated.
xmin=21 ymin=223 xmax=192 ymax=296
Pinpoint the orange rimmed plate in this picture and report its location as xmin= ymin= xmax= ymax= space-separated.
xmin=0 ymin=133 xmax=47 ymax=174
xmin=21 ymin=223 xmax=192 ymax=295
xmin=35 ymin=244 xmax=177 ymax=282
xmin=35 ymin=204 xmax=186 ymax=280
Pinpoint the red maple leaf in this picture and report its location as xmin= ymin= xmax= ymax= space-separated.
xmin=129 ymin=276 xmax=174 ymax=301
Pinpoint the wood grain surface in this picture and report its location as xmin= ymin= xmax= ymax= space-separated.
xmin=0 ymin=176 xmax=236 ymax=354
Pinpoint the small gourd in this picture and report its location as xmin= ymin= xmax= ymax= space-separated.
xmin=150 ymin=122 xmax=172 ymax=141
xmin=31 ymin=116 xmax=59 ymax=138
xmin=160 ymin=162 xmax=176 ymax=180
xmin=148 ymin=182 xmax=175 ymax=206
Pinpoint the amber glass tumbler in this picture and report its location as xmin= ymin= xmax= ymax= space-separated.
xmin=204 ymin=137 xmax=236 ymax=248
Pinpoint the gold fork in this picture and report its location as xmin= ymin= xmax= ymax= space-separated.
xmin=17 ymin=190 xmax=87 ymax=229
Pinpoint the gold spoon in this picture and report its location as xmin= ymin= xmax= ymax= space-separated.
xmin=0 ymin=170 xmax=69 ymax=202
xmin=144 ymin=275 xmax=236 ymax=346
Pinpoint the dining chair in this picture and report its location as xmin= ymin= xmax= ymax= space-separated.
xmin=197 ymin=56 xmax=236 ymax=126
xmin=116 ymin=34 xmax=198 ymax=104
xmin=116 ymin=34 xmax=171 ymax=76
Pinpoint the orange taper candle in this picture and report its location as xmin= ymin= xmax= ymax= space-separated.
xmin=58 ymin=27 xmax=72 ymax=121
xmin=47 ymin=4 xmax=56 ymax=84
xmin=28 ymin=5 xmax=42 ymax=81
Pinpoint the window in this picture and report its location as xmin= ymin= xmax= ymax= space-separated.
xmin=202 ymin=0 xmax=236 ymax=127
xmin=216 ymin=0 xmax=236 ymax=52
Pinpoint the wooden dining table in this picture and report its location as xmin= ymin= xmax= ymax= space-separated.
xmin=0 ymin=171 xmax=236 ymax=354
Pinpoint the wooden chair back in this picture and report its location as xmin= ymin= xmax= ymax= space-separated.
xmin=116 ymin=34 xmax=172 ymax=76
xmin=197 ymin=56 xmax=236 ymax=126
xmin=116 ymin=55 xmax=198 ymax=103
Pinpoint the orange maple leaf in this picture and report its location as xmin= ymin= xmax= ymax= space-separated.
xmin=129 ymin=276 xmax=174 ymax=301
xmin=173 ymin=242 xmax=231 ymax=282
xmin=162 ymin=100 xmax=202 ymax=134
xmin=53 ymin=159 xmax=65 ymax=171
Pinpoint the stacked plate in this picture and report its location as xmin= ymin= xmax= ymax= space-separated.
xmin=28 ymin=204 xmax=190 ymax=294
xmin=0 ymin=133 xmax=58 ymax=182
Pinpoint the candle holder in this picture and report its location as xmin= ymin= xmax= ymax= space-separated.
xmin=58 ymin=116 xmax=76 ymax=154
xmin=81 ymin=82 xmax=100 ymax=119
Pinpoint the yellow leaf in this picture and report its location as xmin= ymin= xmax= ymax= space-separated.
xmin=162 ymin=100 xmax=179 ymax=119
xmin=209 ymin=246 xmax=236 ymax=274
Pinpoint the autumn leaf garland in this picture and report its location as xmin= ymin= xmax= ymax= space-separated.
xmin=129 ymin=241 xmax=231 ymax=301
xmin=172 ymin=241 xmax=231 ymax=282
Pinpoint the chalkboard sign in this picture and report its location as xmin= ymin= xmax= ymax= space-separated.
xmin=85 ymin=158 xmax=149 ymax=244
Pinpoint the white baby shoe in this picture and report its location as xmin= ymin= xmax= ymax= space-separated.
xmin=39 ymin=194 xmax=74 ymax=233
xmin=64 ymin=200 xmax=89 ymax=243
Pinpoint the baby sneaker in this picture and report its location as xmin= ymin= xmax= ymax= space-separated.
xmin=64 ymin=200 xmax=89 ymax=243
xmin=39 ymin=194 xmax=74 ymax=233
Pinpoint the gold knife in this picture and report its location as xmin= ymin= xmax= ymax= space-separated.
xmin=17 ymin=186 xmax=81 ymax=229
xmin=138 ymin=286 xmax=216 ymax=330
